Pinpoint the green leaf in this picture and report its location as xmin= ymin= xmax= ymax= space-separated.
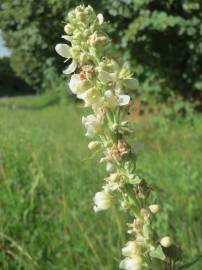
xmin=150 ymin=245 xmax=166 ymax=261
xmin=176 ymin=255 xmax=202 ymax=270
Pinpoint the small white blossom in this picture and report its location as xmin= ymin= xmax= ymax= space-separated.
xmin=105 ymin=90 xmax=130 ymax=108
xmin=68 ymin=74 xmax=89 ymax=98
xmin=82 ymin=114 xmax=102 ymax=137
xmin=119 ymin=256 xmax=142 ymax=270
xmin=122 ymin=241 xmax=139 ymax=257
xmin=69 ymin=74 xmax=83 ymax=95
xmin=106 ymin=162 xmax=115 ymax=173
xmin=93 ymin=191 xmax=112 ymax=212
xmin=82 ymin=88 xmax=103 ymax=109
xmin=118 ymin=95 xmax=130 ymax=106
xmin=55 ymin=43 xmax=77 ymax=74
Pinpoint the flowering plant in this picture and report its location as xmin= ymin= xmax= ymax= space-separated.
xmin=55 ymin=5 xmax=199 ymax=270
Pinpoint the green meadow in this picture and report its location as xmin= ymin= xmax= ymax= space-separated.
xmin=0 ymin=96 xmax=201 ymax=270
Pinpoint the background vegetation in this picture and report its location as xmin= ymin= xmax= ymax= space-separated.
xmin=0 ymin=96 xmax=201 ymax=269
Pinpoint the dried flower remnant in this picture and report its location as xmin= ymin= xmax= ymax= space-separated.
xmin=106 ymin=140 xmax=129 ymax=162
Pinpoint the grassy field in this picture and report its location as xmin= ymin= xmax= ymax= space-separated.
xmin=0 ymin=95 xmax=201 ymax=270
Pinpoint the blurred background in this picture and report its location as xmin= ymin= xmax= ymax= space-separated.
xmin=0 ymin=1 xmax=201 ymax=270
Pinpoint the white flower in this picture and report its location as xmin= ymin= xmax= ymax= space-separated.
xmin=118 ymin=94 xmax=130 ymax=106
xmin=69 ymin=74 xmax=83 ymax=94
xmin=93 ymin=191 xmax=112 ymax=212
xmin=83 ymin=88 xmax=103 ymax=108
xmin=82 ymin=114 xmax=102 ymax=137
xmin=55 ymin=43 xmax=77 ymax=74
xmin=105 ymin=90 xmax=130 ymax=108
xmin=119 ymin=256 xmax=142 ymax=270
xmin=122 ymin=241 xmax=139 ymax=257
xmin=55 ymin=44 xmax=71 ymax=58
xmin=106 ymin=162 xmax=115 ymax=173
xmin=69 ymin=74 xmax=90 ymax=98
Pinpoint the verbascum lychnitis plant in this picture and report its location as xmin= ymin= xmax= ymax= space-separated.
xmin=55 ymin=5 xmax=198 ymax=270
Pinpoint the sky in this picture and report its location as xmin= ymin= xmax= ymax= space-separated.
xmin=0 ymin=32 xmax=11 ymax=58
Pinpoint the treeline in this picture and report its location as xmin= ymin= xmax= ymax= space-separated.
xmin=0 ymin=57 xmax=34 ymax=97
xmin=0 ymin=0 xmax=202 ymax=107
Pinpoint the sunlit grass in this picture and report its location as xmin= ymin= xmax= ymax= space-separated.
xmin=0 ymin=96 xmax=201 ymax=269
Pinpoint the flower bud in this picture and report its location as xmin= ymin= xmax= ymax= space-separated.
xmin=64 ymin=24 xmax=74 ymax=35
xmin=149 ymin=204 xmax=160 ymax=214
xmin=88 ymin=141 xmax=100 ymax=151
xmin=97 ymin=13 xmax=104 ymax=25
xmin=76 ymin=11 xmax=86 ymax=21
xmin=70 ymin=46 xmax=80 ymax=59
xmin=93 ymin=190 xmax=112 ymax=212
xmin=88 ymin=33 xmax=109 ymax=47
xmin=85 ymin=5 xmax=94 ymax=15
xmin=84 ymin=29 xmax=91 ymax=38
xmin=106 ymin=162 xmax=115 ymax=173
xmin=68 ymin=10 xmax=76 ymax=22
xmin=79 ymin=52 xmax=89 ymax=63
xmin=160 ymin=236 xmax=172 ymax=248
xmin=74 ymin=31 xmax=82 ymax=40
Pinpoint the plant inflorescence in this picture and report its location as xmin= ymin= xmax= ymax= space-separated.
xmin=55 ymin=5 xmax=184 ymax=270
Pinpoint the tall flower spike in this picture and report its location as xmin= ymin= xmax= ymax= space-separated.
xmin=56 ymin=5 xmax=182 ymax=270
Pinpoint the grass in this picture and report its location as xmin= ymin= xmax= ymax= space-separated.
xmin=0 ymin=95 xmax=201 ymax=270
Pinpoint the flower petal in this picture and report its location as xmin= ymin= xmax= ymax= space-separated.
xmin=124 ymin=78 xmax=139 ymax=89
xmin=97 ymin=13 xmax=104 ymax=25
xmin=119 ymin=257 xmax=139 ymax=270
xmin=61 ymin=35 xmax=72 ymax=42
xmin=63 ymin=60 xmax=77 ymax=75
xmin=98 ymin=71 xmax=113 ymax=83
xmin=77 ymin=92 xmax=86 ymax=100
xmin=118 ymin=95 xmax=130 ymax=106
xmin=69 ymin=74 xmax=81 ymax=94
xmin=55 ymin=43 xmax=71 ymax=58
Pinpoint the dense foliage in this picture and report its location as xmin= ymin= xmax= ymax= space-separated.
xmin=0 ymin=0 xmax=77 ymax=91
xmin=1 ymin=0 xmax=202 ymax=104
xmin=0 ymin=57 xmax=33 ymax=96
xmin=103 ymin=0 xmax=202 ymax=104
